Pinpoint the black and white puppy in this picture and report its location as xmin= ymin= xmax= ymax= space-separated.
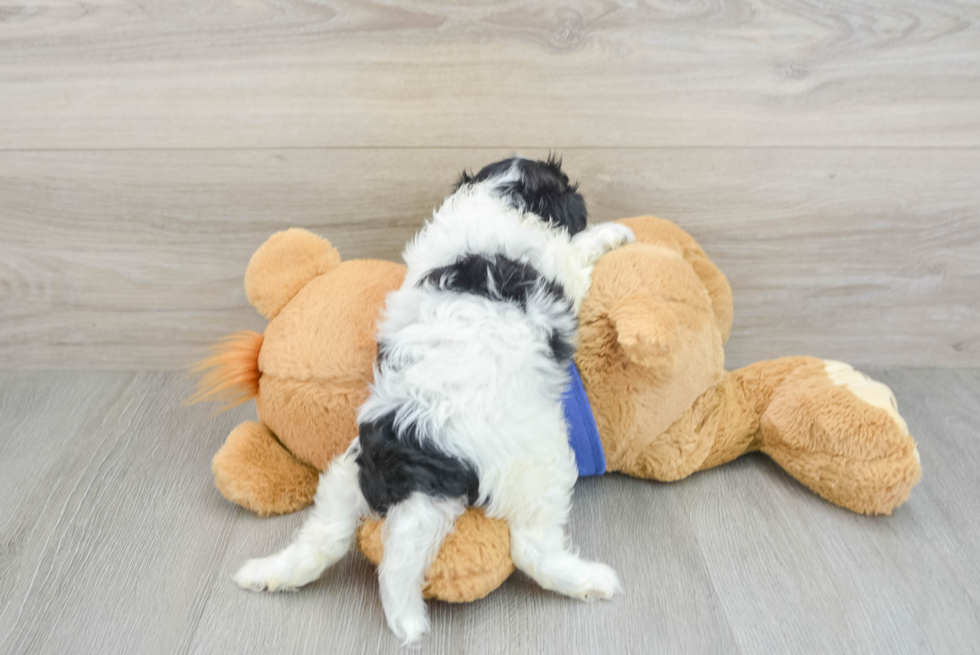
xmin=234 ymin=156 xmax=634 ymax=643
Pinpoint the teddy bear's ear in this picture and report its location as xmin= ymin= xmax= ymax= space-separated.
xmin=244 ymin=228 xmax=341 ymax=320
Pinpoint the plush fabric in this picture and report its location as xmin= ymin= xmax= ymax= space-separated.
xmin=212 ymin=421 xmax=319 ymax=517
xmin=357 ymin=508 xmax=514 ymax=603
xmin=244 ymin=228 xmax=341 ymax=320
xmin=193 ymin=216 xmax=921 ymax=604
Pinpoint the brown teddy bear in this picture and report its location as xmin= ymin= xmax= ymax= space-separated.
xmin=192 ymin=217 xmax=921 ymax=603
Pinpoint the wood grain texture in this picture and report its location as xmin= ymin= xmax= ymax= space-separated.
xmin=1 ymin=0 xmax=979 ymax=149
xmin=1 ymin=148 xmax=977 ymax=370
xmin=0 ymin=370 xmax=977 ymax=654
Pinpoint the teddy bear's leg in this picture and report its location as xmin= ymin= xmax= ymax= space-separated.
xmin=358 ymin=508 xmax=515 ymax=603
xmin=212 ymin=421 xmax=319 ymax=516
xmin=752 ymin=358 xmax=921 ymax=515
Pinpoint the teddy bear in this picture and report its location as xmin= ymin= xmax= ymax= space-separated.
xmin=191 ymin=217 xmax=921 ymax=603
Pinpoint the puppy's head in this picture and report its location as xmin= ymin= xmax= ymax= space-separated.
xmin=457 ymin=155 xmax=587 ymax=235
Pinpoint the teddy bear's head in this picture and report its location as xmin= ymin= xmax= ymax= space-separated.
xmin=245 ymin=229 xmax=406 ymax=470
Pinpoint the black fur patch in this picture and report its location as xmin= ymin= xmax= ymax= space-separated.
xmin=548 ymin=329 xmax=576 ymax=363
xmin=356 ymin=412 xmax=480 ymax=515
xmin=418 ymin=253 xmax=575 ymax=362
xmin=418 ymin=253 xmax=568 ymax=312
xmin=457 ymin=155 xmax=587 ymax=235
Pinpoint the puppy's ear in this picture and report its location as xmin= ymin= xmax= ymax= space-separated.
xmin=547 ymin=186 xmax=587 ymax=235
xmin=520 ymin=155 xmax=588 ymax=234
xmin=454 ymin=169 xmax=474 ymax=191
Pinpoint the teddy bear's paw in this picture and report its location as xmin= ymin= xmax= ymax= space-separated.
xmin=823 ymin=360 xmax=910 ymax=437
xmin=575 ymin=561 xmax=623 ymax=601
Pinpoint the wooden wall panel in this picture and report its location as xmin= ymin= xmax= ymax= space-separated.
xmin=1 ymin=0 xmax=977 ymax=369
xmin=1 ymin=0 xmax=979 ymax=149
xmin=1 ymin=148 xmax=976 ymax=369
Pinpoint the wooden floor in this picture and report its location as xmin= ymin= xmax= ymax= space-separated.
xmin=0 ymin=369 xmax=977 ymax=654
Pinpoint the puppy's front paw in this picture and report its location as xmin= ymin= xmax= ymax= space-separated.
xmin=578 ymin=562 xmax=622 ymax=601
xmin=600 ymin=222 xmax=636 ymax=249
xmin=574 ymin=222 xmax=636 ymax=265
xmin=588 ymin=222 xmax=635 ymax=252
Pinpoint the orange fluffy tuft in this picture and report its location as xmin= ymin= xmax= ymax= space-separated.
xmin=186 ymin=330 xmax=264 ymax=411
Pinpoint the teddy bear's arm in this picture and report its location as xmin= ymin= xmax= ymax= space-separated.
xmin=608 ymin=295 xmax=679 ymax=369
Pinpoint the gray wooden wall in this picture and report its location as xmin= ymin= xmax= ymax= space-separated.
xmin=2 ymin=0 xmax=978 ymax=370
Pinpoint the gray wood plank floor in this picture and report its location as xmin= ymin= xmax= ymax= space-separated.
xmin=0 ymin=369 xmax=977 ymax=654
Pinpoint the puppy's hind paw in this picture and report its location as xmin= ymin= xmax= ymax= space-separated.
xmin=579 ymin=562 xmax=622 ymax=601
xmin=233 ymin=556 xmax=299 ymax=593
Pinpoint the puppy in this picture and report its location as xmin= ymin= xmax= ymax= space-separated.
xmin=234 ymin=156 xmax=634 ymax=643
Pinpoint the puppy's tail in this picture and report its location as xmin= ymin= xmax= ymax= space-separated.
xmin=186 ymin=330 xmax=263 ymax=411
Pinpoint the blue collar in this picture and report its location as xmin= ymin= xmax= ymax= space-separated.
xmin=562 ymin=363 xmax=606 ymax=477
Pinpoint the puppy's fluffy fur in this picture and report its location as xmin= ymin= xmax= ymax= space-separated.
xmin=234 ymin=157 xmax=634 ymax=643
